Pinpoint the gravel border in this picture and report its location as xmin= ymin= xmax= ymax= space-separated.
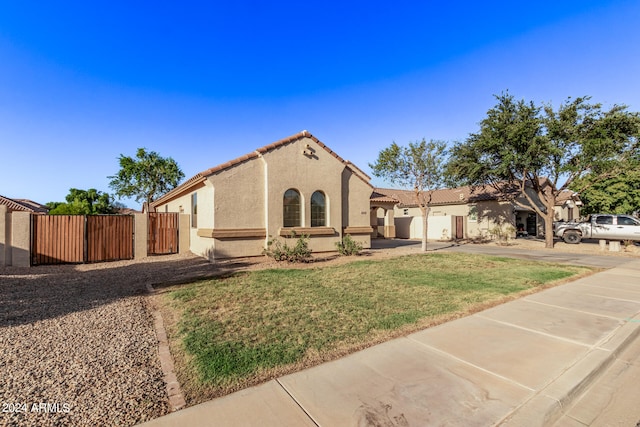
xmin=145 ymin=282 xmax=186 ymax=412
xmin=0 ymin=253 xmax=223 ymax=427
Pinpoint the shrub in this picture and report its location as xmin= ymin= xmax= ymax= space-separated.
xmin=263 ymin=232 xmax=312 ymax=262
xmin=335 ymin=235 xmax=364 ymax=256
xmin=489 ymin=225 xmax=516 ymax=245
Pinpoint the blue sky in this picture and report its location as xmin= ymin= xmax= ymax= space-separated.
xmin=1 ymin=1 xmax=639 ymax=208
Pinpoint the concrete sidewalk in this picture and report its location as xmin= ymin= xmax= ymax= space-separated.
xmin=139 ymin=258 xmax=640 ymax=427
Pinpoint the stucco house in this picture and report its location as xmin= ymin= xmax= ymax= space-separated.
xmin=150 ymin=131 xmax=373 ymax=260
xmin=371 ymin=185 xmax=581 ymax=240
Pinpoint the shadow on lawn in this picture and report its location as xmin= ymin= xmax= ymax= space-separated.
xmin=0 ymin=254 xmax=256 ymax=327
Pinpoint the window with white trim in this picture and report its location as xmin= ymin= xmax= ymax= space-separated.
xmin=469 ymin=205 xmax=478 ymax=222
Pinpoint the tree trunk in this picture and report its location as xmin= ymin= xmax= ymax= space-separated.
xmin=515 ymin=185 xmax=556 ymax=249
xmin=544 ymin=203 xmax=556 ymax=249
xmin=421 ymin=206 xmax=428 ymax=252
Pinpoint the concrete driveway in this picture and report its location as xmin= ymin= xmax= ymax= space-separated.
xmin=443 ymin=242 xmax=632 ymax=269
xmin=372 ymin=237 xmax=633 ymax=268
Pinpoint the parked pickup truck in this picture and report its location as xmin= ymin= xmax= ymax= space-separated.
xmin=554 ymin=214 xmax=640 ymax=244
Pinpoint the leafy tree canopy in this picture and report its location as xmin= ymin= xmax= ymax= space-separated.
xmin=570 ymin=154 xmax=640 ymax=215
xmin=370 ymin=138 xmax=448 ymax=251
xmin=108 ymin=148 xmax=184 ymax=207
xmin=47 ymin=188 xmax=121 ymax=215
xmin=446 ymin=92 xmax=640 ymax=247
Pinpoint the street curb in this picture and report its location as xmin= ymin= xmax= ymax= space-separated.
xmin=499 ymin=313 xmax=640 ymax=426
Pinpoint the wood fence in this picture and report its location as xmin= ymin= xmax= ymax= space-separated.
xmin=31 ymin=215 xmax=85 ymax=265
xmin=87 ymin=215 xmax=134 ymax=262
xmin=31 ymin=215 xmax=135 ymax=265
xmin=148 ymin=213 xmax=179 ymax=255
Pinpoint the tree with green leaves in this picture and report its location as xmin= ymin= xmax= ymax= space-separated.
xmin=570 ymin=154 xmax=640 ymax=215
xmin=370 ymin=139 xmax=448 ymax=251
xmin=108 ymin=148 xmax=184 ymax=207
xmin=447 ymin=92 xmax=640 ymax=248
xmin=47 ymin=188 xmax=121 ymax=215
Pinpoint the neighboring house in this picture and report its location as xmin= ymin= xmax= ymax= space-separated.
xmin=115 ymin=207 xmax=140 ymax=215
xmin=371 ymin=185 xmax=581 ymax=240
xmin=554 ymin=190 xmax=582 ymax=222
xmin=151 ymin=131 xmax=373 ymax=260
xmin=0 ymin=195 xmax=49 ymax=214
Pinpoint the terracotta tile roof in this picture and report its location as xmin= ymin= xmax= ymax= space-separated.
xmin=372 ymin=185 xmax=507 ymax=207
xmin=373 ymin=185 xmax=580 ymax=208
xmin=370 ymin=190 xmax=399 ymax=204
xmin=556 ymin=189 xmax=580 ymax=203
xmin=0 ymin=195 xmax=49 ymax=213
xmin=15 ymin=199 xmax=49 ymax=212
xmin=116 ymin=207 xmax=140 ymax=215
xmin=151 ymin=131 xmax=372 ymax=209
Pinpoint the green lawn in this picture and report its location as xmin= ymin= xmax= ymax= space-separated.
xmin=160 ymin=252 xmax=593 ymax=401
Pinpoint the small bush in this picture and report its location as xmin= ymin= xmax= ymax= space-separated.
xmin=335 ymin=235 xmax=364 ymax=256
xmin=263 ymin=232 xmax=312 ymax=262
xmin=490 ymin=225 xmax=516 ymax=245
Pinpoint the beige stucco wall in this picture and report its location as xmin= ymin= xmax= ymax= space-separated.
xmin=393 ymin=205 xmax=470 ymax=240
xmin=342 ymin=169 xmax=370 ymax=227
xmin=179 ymin=214 xmax=190 ymax=254
xmin=395 ymin=215 xmax=455 ymax=240
xmin=341 ymin=168 xmax=372 ymax=248
xmin=383 ymin=187 xmax=575 ymax=241
xmin=209 ymin=157 xmax=265 ymax=229
xmin=0 ymin=205 xmax=10 ymax=266
xmin=11 ymin=211 xmax=31 ymax=267
xmin=261 ymin=137 xmax=345 ymax=253
xmin=134 ymin=213 xmax=148 ymax=259
xmin=155 ymin=181 xmax=216 ymax=259
xmin=554 ymin=204 xmax=580 ymax=221
xmin=210 ymin=238 xmax=263 ymax=259
xmin=265 ymin=139 xmax=343 ymax=225
xmin=155 ymin=136 xmax=373 ymax=259
xmin=0 ymin=210 xmax=32 ymax=267
xmin=390 ymin=200 xmax=519 ymax=240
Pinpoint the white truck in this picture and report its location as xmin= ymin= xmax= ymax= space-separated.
xmin=554 ymin=214 xmax=640 ymax=244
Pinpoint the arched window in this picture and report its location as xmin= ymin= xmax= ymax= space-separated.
xmin=283 ymin=189 xmax=301 ymax=227
xmin=311 ymin=191 xmax=326 ymax=227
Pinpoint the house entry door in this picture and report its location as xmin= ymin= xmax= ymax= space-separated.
xmin=526 ymin=213 xmax=537 ymax=236
xmin=455 ymin=216 xmax=464 ymax=239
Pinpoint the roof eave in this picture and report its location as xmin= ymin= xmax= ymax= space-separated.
xmin=152 ymin=130 xmax=373 ymax=207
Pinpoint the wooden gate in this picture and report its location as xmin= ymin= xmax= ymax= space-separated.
xmin=455 ymin=216 xmax=464 ymax=240
xmin=31 ymin=215 xmax=134 ymax=265
xmin=87 ymin=215 xmax=134 ymax=262
xmin=148 ymin=213 xmax=179 ymax=255
xmin=31 ymin=215 xmax=85 ymax=265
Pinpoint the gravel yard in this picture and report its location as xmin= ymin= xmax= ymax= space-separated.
xmin=0 ymin=253 xmax=225 ymax=427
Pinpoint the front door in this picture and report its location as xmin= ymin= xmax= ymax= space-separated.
xmin=526 ymin=213 xmax=537 ymax=236
xmin=455 ymin=216 xmax=464 ymax=239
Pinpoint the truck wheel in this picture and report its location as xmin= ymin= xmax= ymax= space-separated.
xmin=563 ymin=231 xmax=582 ymax=244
